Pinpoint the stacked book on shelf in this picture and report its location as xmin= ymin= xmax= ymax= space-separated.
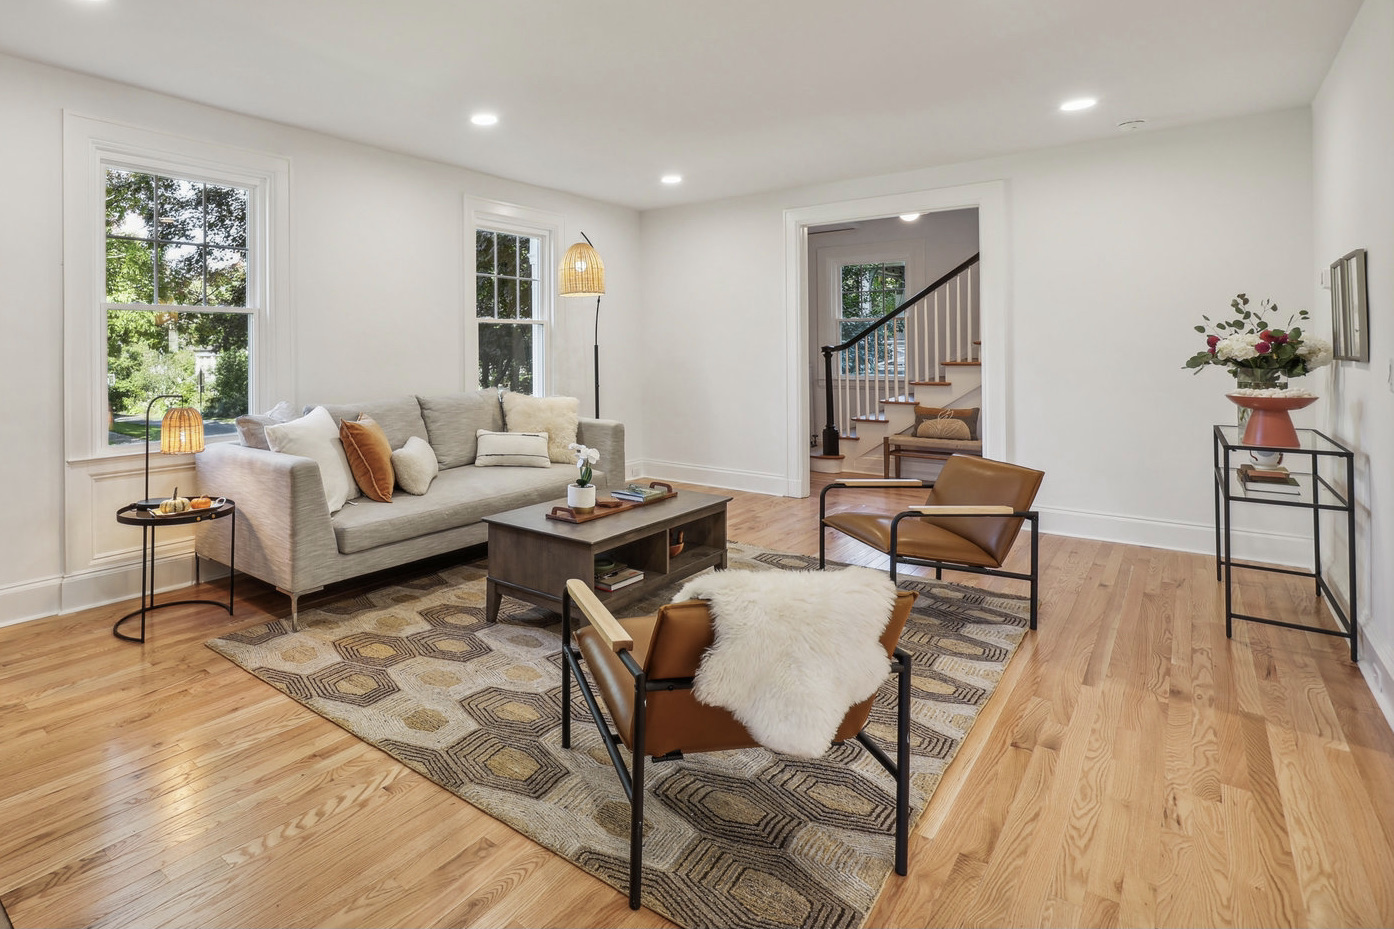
xmin=1237 ymin=463 xmax=1301 ymax=496
xmin=612 ymin=483 xmax=669 ymax=504
xmin=595 ymin=561 xmax=644 ymax=592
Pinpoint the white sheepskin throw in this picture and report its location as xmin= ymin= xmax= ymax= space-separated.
xmin=674 ymin=566 xmax=898 ymax=758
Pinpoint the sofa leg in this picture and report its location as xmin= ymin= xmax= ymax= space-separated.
xmin=277 ymin=586 xmax=321 ymax=633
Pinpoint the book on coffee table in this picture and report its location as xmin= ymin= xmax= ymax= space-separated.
xmin=595 ymin=566 xmax=644 ymax=592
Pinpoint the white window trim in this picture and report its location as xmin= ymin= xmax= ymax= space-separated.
xmin=63 ymin=112 xmax=292 ymax=463
xmin=464 ymin=197 xmax=562 ymax=397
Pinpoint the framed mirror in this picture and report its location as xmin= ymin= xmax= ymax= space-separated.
xmin=1330 ymin=248 xmax=1369 ymax=362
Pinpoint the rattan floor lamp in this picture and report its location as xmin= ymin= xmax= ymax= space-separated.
xmin=559 ymin=232 xmax=606 ymax=417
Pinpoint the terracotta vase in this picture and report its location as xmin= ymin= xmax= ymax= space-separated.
xmin=1226 ymin=393 xmax=1317 ymax=448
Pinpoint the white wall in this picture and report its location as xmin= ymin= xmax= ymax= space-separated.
xmin=640 ymin=109 xmax=1315 ymax=556
xmin=1313 ymin=0 xmax=1394 ymax=717
xmin=0 ymin=51 xmax=642 ymax=624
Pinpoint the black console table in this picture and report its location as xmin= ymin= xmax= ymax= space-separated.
xmin=1213 ymin=425 xmax=1356 ymax=660
xmin=115 ymin=499 xmax=236 ymax=642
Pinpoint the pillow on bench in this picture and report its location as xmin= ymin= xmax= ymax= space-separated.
xmin=908 ymin=405 xmax=979 ymax=440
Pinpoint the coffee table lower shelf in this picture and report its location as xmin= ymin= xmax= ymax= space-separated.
xmin=482 ymin=490 xmax=730 ymax=622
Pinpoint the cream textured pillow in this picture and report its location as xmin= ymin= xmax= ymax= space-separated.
xmin=265 ymin=406 xmax=359 ymax=514
xmin=392 ymin=436 xmax=439 ymax=495
xmin=915 ymin=416 xmax=972 ymax=440
xmin=501 ymin=393 xmax=579 ymax=463
xmin=340 ymin=414 xmax=395 ymax=502
xmin=474 ymin=430 xmax=552 ymax=468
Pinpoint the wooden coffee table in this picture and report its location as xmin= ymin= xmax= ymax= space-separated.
xmin=482 ymin=489 xmax=730 ymax=621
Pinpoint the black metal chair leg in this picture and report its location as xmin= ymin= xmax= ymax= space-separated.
xmin=1029 ymin=514 xmax=1040 ymax=631
xmin=629 ymin=676 xmax=647 ymax=910
xmin=895 ymin=651 xmax=910 ymax=875
xmin=561 ymin=595 xmax=573 ymax=748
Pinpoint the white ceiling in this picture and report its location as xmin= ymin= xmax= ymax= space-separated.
xmin=0 ymin=0 xmax=1361 ymax=210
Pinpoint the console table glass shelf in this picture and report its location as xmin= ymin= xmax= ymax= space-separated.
xmin=1212 ymin=425 xmax=1357 ymax=660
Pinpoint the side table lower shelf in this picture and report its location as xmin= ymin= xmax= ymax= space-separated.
xmin=115 ymin=500 xmax=237 ymax=643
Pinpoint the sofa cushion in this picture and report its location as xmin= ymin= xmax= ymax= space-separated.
xmin=235 ymin=400 xmax=297 ymax=449
xmin=331 ymin=463 xmax=606 ymax=554
xmin=314 ymin=397 xmax=429 ymax=451
xmin=502 ymin=392 xmax=579 ymax=463
xmin=418 ymin=390 xmax=504 ymax=468
xmin=392 ymin=436 xmax=439 ymax=495
xmin=340 ymin=415 xmax=394 ymax=502
xmin=266 ymin=406 xmax=360 ymax=514
xmin=474 ymin=430 xmax=551 ymax=468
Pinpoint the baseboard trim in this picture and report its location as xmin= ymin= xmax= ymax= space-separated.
xmin=0 ymin=574 xmax=64 ymax=628
xmin=631 ymin=459 xmax=791 ymax=497
xmin=1361 ymin=643 xmax=1394 ymax=733
xmin=1037 ymin=504 xmax=1312 ymax=568
xmin=3 ymin=551 xmax=207 ymax=628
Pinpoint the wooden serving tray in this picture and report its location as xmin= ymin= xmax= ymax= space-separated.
xmin=546 ymin=482 xmax=676 ymax=524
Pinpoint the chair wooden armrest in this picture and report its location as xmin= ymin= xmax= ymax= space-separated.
xmin=907 ymin=505 xmax=1016 ymax=515
xmin=563 ymin=579 xmax=634 ymax=652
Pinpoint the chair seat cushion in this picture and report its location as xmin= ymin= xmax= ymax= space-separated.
xmin=823 ymin=512 xmax=1002 ymax=568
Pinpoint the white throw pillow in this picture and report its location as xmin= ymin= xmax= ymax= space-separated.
xmin=265 ymin=406 xmax=359 ymax=514
xmin=473 ymin=430 xmax=552 ymax=468
xmin=392 ymin=436 xmax=440 ymax=495
xmin=501 ymin=393 xmax=579 ymax=463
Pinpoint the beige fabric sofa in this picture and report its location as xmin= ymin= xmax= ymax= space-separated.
xmin=194 ymin=390 xmax=624 ymax=627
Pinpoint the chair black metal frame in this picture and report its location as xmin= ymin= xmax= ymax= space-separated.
xmin=560 ymin=581 xmax=913 ymax=910
xmin=818 ymin=479 xmax=1042 ymax=629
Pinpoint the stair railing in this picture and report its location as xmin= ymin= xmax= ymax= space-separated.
xmin=820 ymin=252 xmax=979 ymax=456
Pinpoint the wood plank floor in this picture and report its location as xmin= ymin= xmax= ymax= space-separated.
xmin=2 ymin=475 xmax=1391 ymax=927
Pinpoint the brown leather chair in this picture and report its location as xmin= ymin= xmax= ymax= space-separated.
xmin=560 ymin=579 xmax=918 ymax=910
xmin=819 ymin=454 xmax=1045 ymax=628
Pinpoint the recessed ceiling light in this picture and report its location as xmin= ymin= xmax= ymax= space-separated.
xmin=470 ymin=113 xmax=499 ymax=127
xmin=1059 ymin=97 xmax=1098 ymax=112
xmin=899 ymin=213 xmax=922 ymax=222
xmin=661 ymin=174 xmax=682 ymax=185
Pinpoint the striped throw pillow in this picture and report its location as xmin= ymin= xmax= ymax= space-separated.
xmin=473 ymin=430 xmax=551 ymax=468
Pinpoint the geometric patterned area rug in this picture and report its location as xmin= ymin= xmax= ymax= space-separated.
xmin=206 ymin=543 xmax=1030 ymax=929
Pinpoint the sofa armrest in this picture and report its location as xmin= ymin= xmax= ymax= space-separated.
xmin=576 ymin=419 xmax=625 ymax=491
xmin=193 ymin=442 xmax=340 ymax=594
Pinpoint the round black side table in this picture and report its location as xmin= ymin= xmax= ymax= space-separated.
xmin=114 ymin=499 xmax=236 ymax=643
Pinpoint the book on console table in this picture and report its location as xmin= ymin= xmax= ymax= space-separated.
xmin=1237 ymin=464 xmax=1300 ymax=496
xmin=1238 ymin=463 xmax=1296 ymax=483
xmin=595 ymin=566 xmax=644 ymax=592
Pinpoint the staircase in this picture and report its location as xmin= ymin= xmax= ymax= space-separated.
xmin=814 ymin=254 xmax=980 ymax=475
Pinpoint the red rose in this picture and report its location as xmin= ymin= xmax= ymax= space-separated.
xmin=1277 ymin=333 xmax=1290 ymax=344
xmin=1260 ymin=330 xmax=1274 ymax=341
xmin=1206 ymin=335 xmax=1220 ymax=347
xmin=1255 ymin=340 xmax=1273 ymax=354
xmin=1209 ymin=346 xmax=1217 ymax=354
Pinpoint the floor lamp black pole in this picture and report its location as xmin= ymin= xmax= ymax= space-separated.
xmin=141 ymin=393 xmax=181 ymax=509
xmin=592 ymin=294 xmax=602 ymax=418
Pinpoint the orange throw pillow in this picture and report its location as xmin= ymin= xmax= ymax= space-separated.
xmin=340 ymin=414 xmax=395 ymax=502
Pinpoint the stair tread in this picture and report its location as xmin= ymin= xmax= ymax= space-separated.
xmin=880 ymin=396 xmax=918 ymax=405
xmin=910 ymin=380 xmax=951 ymax=387
xmin=942 ymin=360 xmax=981 ymax=366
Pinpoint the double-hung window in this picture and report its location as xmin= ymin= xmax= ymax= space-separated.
xmin=837 ymin=261 xmax=907 ymax=375
xmin=104 ymin=168 xmax=253 ymax=445
xmin=475 ymin=228 xmax=546 ymax=394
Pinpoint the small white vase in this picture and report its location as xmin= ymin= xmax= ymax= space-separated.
xmin=567 ymin=483 xmax=596 ymax=514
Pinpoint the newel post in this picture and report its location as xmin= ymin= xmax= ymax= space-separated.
xmin=820 ymin=345 xmax=839 ymax=456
